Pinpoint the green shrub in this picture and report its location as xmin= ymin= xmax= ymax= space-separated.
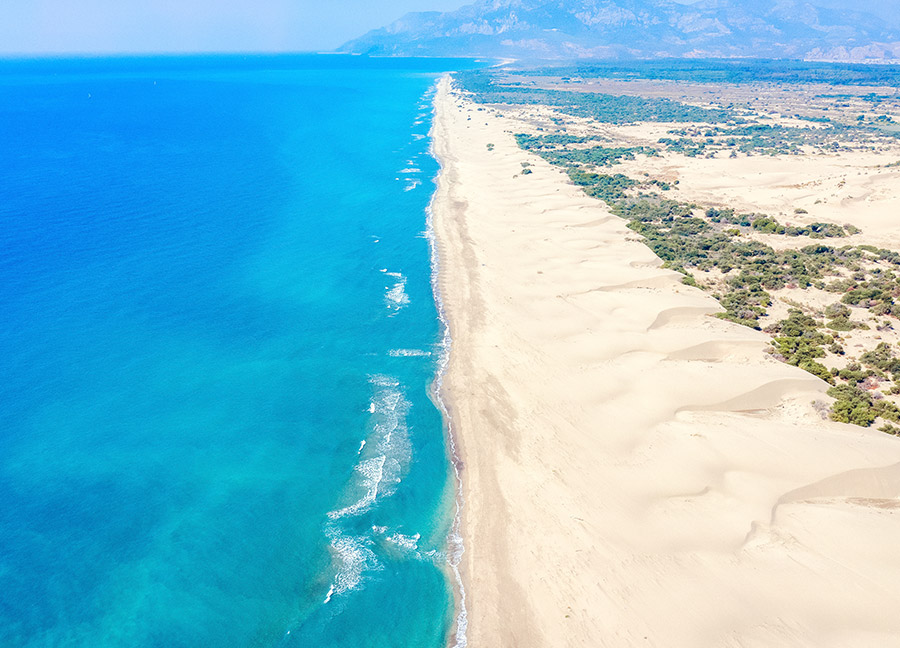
xmin=828 ymin=385 xmax=876 ymax=426
xmin=798 ymin=359 xmax=834 ymax=383
xmin=827 ymin=317 xmax=863 ymax=331
xmin=860 ymin=342 xmax=900 ymax=375
xmin=879 ymin=423 xmax=900 ymax=435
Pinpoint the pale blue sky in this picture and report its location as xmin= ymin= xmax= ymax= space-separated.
xmin=0 ymin=0 xmax=468 ymax=55
xmin=4 ymin=0 xmax=881 ymax=56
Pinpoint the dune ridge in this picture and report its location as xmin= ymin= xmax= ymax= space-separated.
xmin=431 ymin=76 xmax=900 ymax=647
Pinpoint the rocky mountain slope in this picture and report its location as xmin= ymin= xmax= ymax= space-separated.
xmin=339 ymin=0 xmax=900 ymax=61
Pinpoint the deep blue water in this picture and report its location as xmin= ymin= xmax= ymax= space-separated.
xmin=0 ymin=55 xmax=480 ymax=648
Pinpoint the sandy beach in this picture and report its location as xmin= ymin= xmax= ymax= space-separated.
xmin=431 ymin=76 xmax=900 ymax=647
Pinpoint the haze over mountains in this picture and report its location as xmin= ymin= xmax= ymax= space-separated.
xmin=339 ymin=0 xmax=900 ymax=61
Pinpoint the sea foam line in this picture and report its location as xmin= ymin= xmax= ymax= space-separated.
xmin=381 ymin=269 xmax=410 ymax=314
xmin=426 ymin=74 xmax=468 ymax=648
xmin=323 ymin=527 xmax=383 ymax=602
xmin=320 ymin=374 xmax=414 ymax=609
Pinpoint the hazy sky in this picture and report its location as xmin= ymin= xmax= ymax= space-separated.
xmin=6 ymin=0 xmax=880 ymax=57
xmin=0 ymin=0 xmax=468 ymax=55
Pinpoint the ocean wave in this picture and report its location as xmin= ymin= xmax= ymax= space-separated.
xmin=320 ymin=524 xmax=430 ymax=605
xmin=320 ymin=376 xmax=416 ymax=604
xmin=388 ymin=348 xmax=431 ymax=357
xmin=386 ymin=531 xmax=421 ymax=552
xmin=381 ymin=269 xmax=410 ymax=314
xmin=369 ymin=374 xmax=400 ymax=388
xmin=323 ymin=529 xmax=382 ymax=601
xmin=404 ymin=179 xmax=422 ymax=192
xmin=326 ymin=456 xmax=386 ymax=520
xmin=326 ymin=375 xmax=411 ymax=521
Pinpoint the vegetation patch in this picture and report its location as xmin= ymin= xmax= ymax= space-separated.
xmin=509 ymin=60 xmax=900 ymax=88
xmin=659 ymin=122 xmax=893 ymax=157
xmin=475 ymin=69 xmax=900 ymax=434
xmin=507 ymin=116 xmax=900 ymax=432
xmin=455 ymin=70 xmax=736 ymax=124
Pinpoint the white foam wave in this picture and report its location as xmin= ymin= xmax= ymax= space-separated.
xmin=381 ymin=270 xmax=410 ymax=313
xmin=327 ymin=375 xmax=412 ymax=521
xmin=326 ymin=456 xmax=386 ymax=519
xmin=369 ymin=373 xmax=400 ymax=389
xmin=404 ymin=179 xmax=422 ymax=192
xmin=389 ymin=348 xmax=432 ymax=357
xmin=387 ymin=532 xmax=421 ymax=552
xmin=324 ymin=530 xmax=382 ymax=599
xmin=399 ymin=167 xmax=421 ymax=174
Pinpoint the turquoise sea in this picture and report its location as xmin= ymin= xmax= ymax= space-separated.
xmin=0 ymin=55 xmax=480 ymax=647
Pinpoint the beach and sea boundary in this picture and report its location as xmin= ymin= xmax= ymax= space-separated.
xmin=430 ymin=74 xmax=900 ymax=647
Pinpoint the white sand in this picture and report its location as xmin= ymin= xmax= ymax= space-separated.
xmin=431 ymin=77 xmax=900 ymax=647
xmin=614 ymin=149 xmax=900 ymax=249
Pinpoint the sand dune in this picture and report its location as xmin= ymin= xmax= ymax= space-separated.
xmin=431 ymin=77 xmax=900 ymax=647
xmin=614 ymin=148 xmax=900 ymax=249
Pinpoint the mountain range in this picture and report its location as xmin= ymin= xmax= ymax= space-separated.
xmin=339 ymin=0 xmax=900 ymax=61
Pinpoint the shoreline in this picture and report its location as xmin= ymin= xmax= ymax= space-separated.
xmin=425 ymin=81 xmax=469 ymax=648
xmin=431 ymin=76 xmax=900 ymax=647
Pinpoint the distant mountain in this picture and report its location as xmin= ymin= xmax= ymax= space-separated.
xmin=338 ymin=0 xmax=900 ymax=61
